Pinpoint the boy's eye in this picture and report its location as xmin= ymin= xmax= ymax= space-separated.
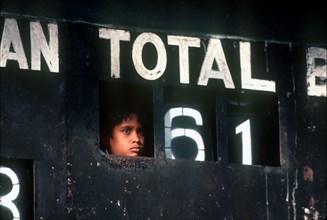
xmin=137 ymin=128 xmax=144 ymax=136
xmin=121 ymin=127 xmax=131 ymax=134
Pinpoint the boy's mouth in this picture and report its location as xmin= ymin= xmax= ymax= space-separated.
xmin=130 ymin=146 xmax=143 ymax=153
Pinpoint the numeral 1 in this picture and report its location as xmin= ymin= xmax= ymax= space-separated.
xmin=235 ymin=119 xmax=252 ymax=165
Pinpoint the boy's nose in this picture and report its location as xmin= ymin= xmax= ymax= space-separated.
xmin=132 ymin=131 xmax=141 ymax=142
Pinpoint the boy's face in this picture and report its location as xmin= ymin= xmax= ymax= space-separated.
xmin=109 ymin=114 xmax=145 ymax=156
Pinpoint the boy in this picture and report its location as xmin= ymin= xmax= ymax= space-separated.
xmin=101 ymin=111 xmax=146 ymax=157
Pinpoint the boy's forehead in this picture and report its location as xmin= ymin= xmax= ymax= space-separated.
xmin=122 ymin=114 xmax=141 ymax=123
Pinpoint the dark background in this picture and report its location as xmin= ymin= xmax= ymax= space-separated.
xmin=1 ymin=0 xmax=326 ymax=45
xmin=1 ymin=1 xmax=326 ymax=219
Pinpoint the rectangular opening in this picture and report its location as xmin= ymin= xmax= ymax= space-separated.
xmin=99 ymin=80 xmax=154 ymax=157
xmin=163 ymin=86 xmax=216 ymax=161
xmin=227 ymin=91 xmax=280 ymax=166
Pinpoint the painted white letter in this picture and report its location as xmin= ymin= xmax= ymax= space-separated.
xmin=31 ymin=21 xmax=59 ymax=72
xmin=0 ymin=18 xmax=29 ymax=69
xmin=197 ymin=38 xmax=235 ymax=88
xmin=99 ymin=28 xmax=131 ymax=78
xmin=240 ymin=41 xmax=276 ymax=92
xmin=306 ymin=47 xmax=326 ymax=97
xmin=168 ymin=35 xmax=200 ymax=84
xmin=132 ymin=32 xmax=167 ymax=80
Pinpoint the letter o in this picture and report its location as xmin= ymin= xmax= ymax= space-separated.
xmin=132 ymin=33 xmax=167 ymax=80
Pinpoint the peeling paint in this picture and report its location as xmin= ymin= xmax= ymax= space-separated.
xmin=303 ymin=206 xmax=319 ymax=220
xmin=303 ymin=165 xmax=314 ymax=182
xmin=292 ymin=168 xmax=299 ymax=220
xmin=265 ymin=171 xmax=269 ymax=220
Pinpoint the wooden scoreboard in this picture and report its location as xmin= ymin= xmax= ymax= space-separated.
xmin=1 ymin=1 xmax=326 ymax=219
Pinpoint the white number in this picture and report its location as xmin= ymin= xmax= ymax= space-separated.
xmin=235 ymin=119 xmax=252 ymax=165
xmin=0 ymin=166 xmax=20 ymax=220
xmin=164 ymin=107 xmax=205 ymax=161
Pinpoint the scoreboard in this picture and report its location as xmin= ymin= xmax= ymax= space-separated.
xmin=1 ymin=2 xmax=326 ymax=220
